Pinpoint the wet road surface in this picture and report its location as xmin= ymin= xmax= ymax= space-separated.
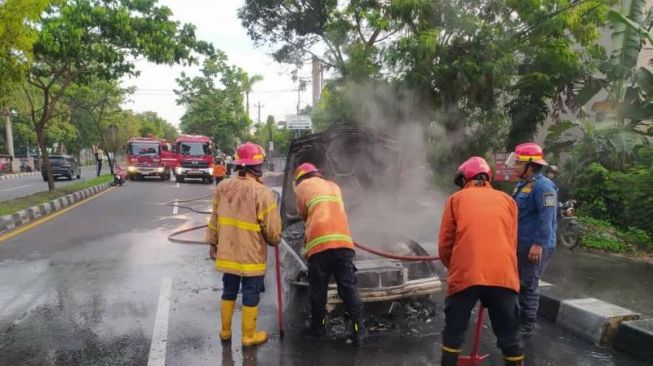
xmin=0 ymin=178 xmax=648 ymax=365
xmin=0 ymin=166 xmax=98 ymax=202
xmin=545 ymin=248 xmax=653 ymax=316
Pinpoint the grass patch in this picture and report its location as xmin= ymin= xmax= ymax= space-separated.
xmin=0 ymin=174 xmax=113 ymax=216
xmin=579 ymin=217 xmax=653 ymax=253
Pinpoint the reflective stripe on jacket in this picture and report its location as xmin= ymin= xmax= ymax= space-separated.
xmin=206 ymin=174 xmax=281 ymax=277
xmin=295 ymin=177 xmax=354 ymax=258
xmin=438 ymin=181 xmax=519 ymax=296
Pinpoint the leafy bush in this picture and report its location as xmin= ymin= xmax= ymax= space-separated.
xmin=623 ymin=227 xmax=653 ymax=252
xmin=578 ymin=217 xmax=632 ymax=253
xmin=572 ymin=156 xmax=653 ymax=243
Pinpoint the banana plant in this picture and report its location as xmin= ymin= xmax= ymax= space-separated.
xmin=550 ymin=1 xmax=653 ymax=171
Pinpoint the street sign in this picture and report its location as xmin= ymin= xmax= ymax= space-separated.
xmin=269 ymin=141 xmax=274 ymax=152
xmin=493 ymin=152 xmax=513 ymax=182
xmin=286 ymin=115 xmax=312 ymax=130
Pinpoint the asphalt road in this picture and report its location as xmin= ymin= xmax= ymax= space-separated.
xmin=0 ymin=179 xmax=647 ymax=365
xmin=0 ymin=166 xmax=98 ymax=202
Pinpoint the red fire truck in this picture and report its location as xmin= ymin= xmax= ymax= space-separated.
xmin=126 ymin=137 xmax=176 ymax=181
xmin=173 ymin=134 xmax=215 ymax=184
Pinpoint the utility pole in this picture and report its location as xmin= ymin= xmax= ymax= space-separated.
xmin=312 ymin=56 xmax=322 ymax=108
xmin=254 ymin=102 xmax=264 ymax=124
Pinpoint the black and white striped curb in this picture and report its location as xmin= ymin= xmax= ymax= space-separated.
xmin=0 ymin=172 xmax=40 ymax=180
xmin=539 ymin=286 xmax=652 ymax=363
xmin=0 ymin=181 xmax=112 ymax=234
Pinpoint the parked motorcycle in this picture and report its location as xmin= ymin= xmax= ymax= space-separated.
xmin=557 ymin=199 xmax=580 ymax=249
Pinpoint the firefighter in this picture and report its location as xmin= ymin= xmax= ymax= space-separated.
xmin=213 ymin=158 xmax=227 ymax=185
xmin=507 ymin=143 xmax=558 ymax=335
xmin=439 ymin=157 xmax=524 ymax=366
xmin=206 ymin=142 xmax=282 ymax=347
xmin=294 ymin=162 xmax=365 ymax=346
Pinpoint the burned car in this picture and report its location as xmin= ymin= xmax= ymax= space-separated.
xmin=277 ymin=127 xmax=442 ymax=310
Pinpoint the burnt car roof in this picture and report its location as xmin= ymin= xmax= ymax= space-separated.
xmin=280 ymin=127 xmax=401 ymax=228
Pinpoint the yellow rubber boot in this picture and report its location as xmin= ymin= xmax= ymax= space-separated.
xmin=241 ymin=305 xmax=268 ymax=347
xmin=220 ymin=300 xmax=236 ymax=341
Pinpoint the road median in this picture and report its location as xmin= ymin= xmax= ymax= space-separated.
xmin=0 ymin=175 xmax=113 ymax=233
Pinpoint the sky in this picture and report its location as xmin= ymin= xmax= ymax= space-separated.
xmin=120 ymin=0 xmax=312 ymax=128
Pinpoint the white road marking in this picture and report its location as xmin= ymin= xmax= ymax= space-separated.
xmin=539 ymin=280 xmax=553 ymax=287
xmin=1 ymin=184 xmax=30 ymax=192
xmin=147 ymin=277 xmax=172 ymax=366
xmin=176 ymin=183 xmax=180 ymax=188
xmin=172 ymin=199 xmax=178 ymax=215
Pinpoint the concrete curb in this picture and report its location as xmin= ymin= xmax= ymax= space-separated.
xmin=0 ymin=181 xmax=112 ymax=234
xmin=538 ymin=288 xmax=649 ymax=361
xmin=0 ymin=172 xmax=40 ymax=180
xmin=614 ymin=319 xmax=653 ymax=363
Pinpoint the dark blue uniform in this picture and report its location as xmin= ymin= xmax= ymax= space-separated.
xmin=513 ymin=172 xmax=557 ymax=324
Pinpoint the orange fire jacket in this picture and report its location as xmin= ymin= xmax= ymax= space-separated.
xmin=295 ymin=177 xmax=354 ymax=258
xmin=213 ymin=164 xmax=227 ymax=177
xmin=438 ymin=181 xmax=519 ymax=296
xmin=206 ymin=174 xmax=281 ymax=277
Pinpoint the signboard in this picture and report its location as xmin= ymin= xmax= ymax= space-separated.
xmin=286 ymin=114 xmax=312 ymax=130
xmin=493 ymin=152 xmax=514 ymax=182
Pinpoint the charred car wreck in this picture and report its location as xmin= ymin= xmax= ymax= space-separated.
xmin=277 ymin=127 xmax=442 ymax=310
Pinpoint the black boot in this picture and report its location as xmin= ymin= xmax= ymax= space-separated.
xmin=441 ymin=348 xmax=460 ymax=366
xmin=302 ymin=318 xmax=326 ymax=338
xmin=519 ymin=320 xmax=534 ymax=337
xmin=505 ymin=355 xmax=525 ymax=366
xmin=351 ymin=319 xmax=366 ymax=347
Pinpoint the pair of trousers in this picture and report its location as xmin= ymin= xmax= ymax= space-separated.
xmin=221 ymin=273 xmax=265 ymax=307
xmin=443 ymin=286 xmax=523 ymax=357
xmin=308 ymin=248 xmax=362 ymax=323
xmin=517 ymin=246 xmax=554 ymax=323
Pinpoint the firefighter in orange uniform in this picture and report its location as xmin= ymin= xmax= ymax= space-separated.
xmin=213 ymin=158 xmax=227 ymax=185
xmin=294 ymin=162 xmax=365 ymax=346
xmin=206 ymin=142 xmax=281 ymax=347
xmin=439 ymin=157 xmax=524 ymax=366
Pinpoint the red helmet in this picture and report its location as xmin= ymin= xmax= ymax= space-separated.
xmin=295 ymin=162 xmax=320 ymax=182
xmin=454 ymin=157 xmax=491 ymax=187
xmin=510 ymin=143 xmax=548 ymax=166
xmin=234 ymin=142 xmax=266 ymax=166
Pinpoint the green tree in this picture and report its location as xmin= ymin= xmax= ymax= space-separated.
xmin=249 ymin=115 xmax=292 ymax=158
xmin=23 ymin=0 xmax=212 ymax=190
xmin=242 ymin=74 xmax=263 ymax=117
xmin=0 ymin=0 xmax=50 ymax=101
xmin=175 ymin=53 xmax=250 ymax=151
xmin=241 ymin=0 xmax=611 ymax=177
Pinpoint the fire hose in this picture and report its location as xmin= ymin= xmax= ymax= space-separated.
xmin=167 ymin=197 xmax=487 ymax=364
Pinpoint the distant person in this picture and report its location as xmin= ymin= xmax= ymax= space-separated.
xmin=225 ymin=155 xmax=233 ymax=176
xmin=439 ymin=157 xmax=524 ymax=366
xmin=507 ymin=143 xmax=558 ymax=336
xmin=213 ymin=158 xmax=227 ymax=185
xmin=294 ymin=162 xmax=365 ymax=346
xmin=93 ymin=145 xmax=102 ymax=177
xmin=206 ymin=142 xmax=281 ymax=347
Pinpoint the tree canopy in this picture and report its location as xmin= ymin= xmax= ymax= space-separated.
xmin=175 ymin=53 xmax=250 ymax=152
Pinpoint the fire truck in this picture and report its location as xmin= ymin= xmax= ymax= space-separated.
xmin=173 ymin=134 xmax=215 ymax=184
xmin=126 ymin=137 xmax=176 ymax=181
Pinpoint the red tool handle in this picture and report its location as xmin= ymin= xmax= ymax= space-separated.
xmin=470 ymin=305 xmax=485 ymax=356
xmin=274 ymin=245 xmax=284 ymax=336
